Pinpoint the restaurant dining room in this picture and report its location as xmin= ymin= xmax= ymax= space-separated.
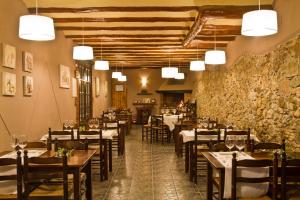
xmin=0 ymin=0 xmax=300 ymax=199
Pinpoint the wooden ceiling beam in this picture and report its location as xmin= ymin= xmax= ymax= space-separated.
xmin=27 ymin=5 xmax=272 ymax=13
xmin=182 ymin=11 xmax=207 ymax=47
xmin=199 ymin=29 xmax=241 ymax=35
xmin=72 ymin=38 xmax=183 ymax=43
xmin=57 ymin=26 xmax=189 ymax=31
xmin=202 ymin=25 xmax=241 ymax=31
xmin=65 ymin=34 xmax=186 ymax=39
xmin=194 ymin=35 xmax=235 ymax=41
xmin=54 ymin=17 xmax=195 ymax=23
xmin=78 ymin=44 xmax=181 ymax=47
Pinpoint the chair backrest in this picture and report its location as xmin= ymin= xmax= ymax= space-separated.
xmin=225 ymin=128 xmax=251 ymax=148
xmin=251 ymin=139 xmax=285 ymax=152
xmin=209 ymin=142 xmax=229 ymax=152
xmin=55 ymin=139 xmax=88 ymax=151
xmin=102 ymin=119 xmax=119 ymax=130
xmin=77 ymin=130 xmax=104 ymax=154
xmin=151 ymin=115 xmax=164 ymax=127
xmin=180 ymin=119 xmax=195 ymax=131
xmin=281 ymin=152 xmax=300 ymax=200
xmin=48 ymin=128 xmax=74 ymax=141
xmin=231 ymin=152 xmax=278 ymax=200
xmin=23 ymin=150 xmax=68 ymax=200
xmin=0 ymin=151 xmax=22 ymax=200
xmin=26 ymin=141 xmax=48 ymax=149
xmin=194 ymin=129 xmax=220 ymax=152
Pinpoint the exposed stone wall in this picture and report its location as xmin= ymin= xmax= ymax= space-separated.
xmin=193 ymin=35 xmax=300 ymax=149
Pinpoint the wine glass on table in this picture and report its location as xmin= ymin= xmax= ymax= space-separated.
xmin=10 ymin=134 xmax=19 ymax=151
xmin=19 ymin=135 xmax=28 ymax=151
xmin=225 ymin=136 xmax=235 ymax=151
xmin=235 ymin=137 xmax=245 ymax=152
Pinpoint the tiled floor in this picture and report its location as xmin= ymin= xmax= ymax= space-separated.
xmin=93 ymin=126 xmax=206 ymax=200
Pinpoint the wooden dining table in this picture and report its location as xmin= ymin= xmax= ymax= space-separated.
xmin=0 ymin=149 xmax=96 ymax=200
xmin=202 ymin=151 xmax=300 ymax=200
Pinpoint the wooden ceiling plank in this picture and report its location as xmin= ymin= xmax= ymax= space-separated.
xmin=72 ymin=38 xmax=183 ymax=42
xmin=57 ymin=26 xmax=190 ymax=31
xmin=65 ymin=34 xmax=186 ymax=38
xmin=54 ymin=17 xmax=195 ymax=23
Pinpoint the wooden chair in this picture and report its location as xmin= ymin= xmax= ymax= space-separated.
xmin=192 ymin=129 xmax=220 ymax=183
xmin=231 ymin=152 xmax=278 ymax=200
xmin=251 ymin=139 xmax=285 ymax=152
xmin=142 ymin=116 xmax=151 ymax=141
xmin=78 ymin=130 xmax=108 ymax=181
xmin=103 ymin=119 xmax=122 ymax=155
xmin=209 ymin=141 xmax=229 ymax=152
xmin=0 ymin=151 xmax=22 ymax=200
xmin=23 ymin=150 xmax=70 ymax=200
xmin=26 ymin=141 xmax=50 ymax=150
xmin=281 ymin=152 xmax=300 ymax=200
xmin=151 ymin=115 xmax=169 ymax=144
xmin=54 ymin=139 xmax=88 ymax=151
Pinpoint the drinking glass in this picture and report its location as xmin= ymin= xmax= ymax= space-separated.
xmin=64 ymin=120 xmax=70 ymax=129
xmin=88 ymin=119 xmax=94 ymax=129
xmin=69 ymin=120 xmax=75 ymax=129
xmin=10 ymin=134 xmax=19 ymax=151
xmin=235 ymin=138 xmax=245 ymax=151
xmin=19 ymin=135 xmax=28 ymax=150
xmin=225 ymin=137 xmax=235 ymax=151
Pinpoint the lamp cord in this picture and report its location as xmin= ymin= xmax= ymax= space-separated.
xmin=35 ymin=0 xmax=38 ymax=15
xmin=100 ymin=39 xmax=102 ymax=60
xmin=82 ymin=18 xmax=85 ymax=46
xmin=214 ymin=25 xmax=217 ymax=50
xmin=259 ymin=0 xmax=261 ymax=10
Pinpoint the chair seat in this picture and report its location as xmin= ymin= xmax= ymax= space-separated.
xmin=239 ymin=196 xmax=271 ymax=200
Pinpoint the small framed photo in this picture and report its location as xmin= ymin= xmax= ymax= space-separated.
xmin=2 ymin=72 xmax=16 ymax=96
xmin=115 ymin=84 xmax=124 ymax=92
xmin=22 ymin=51 xmax=33 ymax=72
xmin=2 ymin=43 xmax=16 ymax=69
xmin=59 ymin=65 xmax=71 ymax=89
xmin=23 ymin=75 xmax=33 ymax=96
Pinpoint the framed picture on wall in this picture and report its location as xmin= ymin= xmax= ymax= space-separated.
xmin=23 ymin=75 xmax=33 ymax=96
xmin=115 ymin=84 xmax=124 ymax=92
xmin=95 ymin=77 xmax=100 ymax=97
xmin=2 ymin=43 xmax=16 ymax=69
xmin=22 ymin=51 xmax=33 ymax=72
xmin=2 ymin=72 xmax=16 ymax=96
xmin=59 ymin=65 xmax=71 ymax=89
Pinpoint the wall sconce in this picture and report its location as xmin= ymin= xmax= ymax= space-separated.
xmin=141 ymin=77 xmax=147 ymax=88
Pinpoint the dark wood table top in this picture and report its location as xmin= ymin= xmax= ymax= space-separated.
xmin=0 ymin=149 xmax=96 ymax=168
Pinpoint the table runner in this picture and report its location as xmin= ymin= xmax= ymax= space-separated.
xmin=163 ymin=114 xmax=183 ymax=131
xmin=211 ymin=152 xmax=269 ymax=198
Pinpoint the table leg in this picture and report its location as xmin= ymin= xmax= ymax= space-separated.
xmin=109 ymin=140 xmax=112 ymax=172
xmin=189 ymin=142 xmax=194 ymax=182
xmin=85 ymin=160 xmax=93 ymax=200
xmin=73 ymin=169 xmax=80 ymax=200
xmin=219 ymin=169 xmax=225 ymax=200
xmin=207 ymin=162 xmax=213 ymax=200
xmin=185 ymin=142 xmax=189 ymax=173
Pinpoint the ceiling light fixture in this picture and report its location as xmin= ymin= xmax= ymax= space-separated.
xmin=205 ymin=25 xmax=226 ymax=65
xmin=241 ymin=0 xmax=278 ymax=36
xmin=73 ymin=18 xmax=93 ymax=60
xmin=162 ymin=51 xmax=178 ymax=78
xmin=175 ymin=62 xmax=185 ymax=80
xmin=95 ymin=39 xmax=109 ymax=70
xmin=118 ymin=64 xmax=127 ymax=82
xmin=190 ymin=44 xmax=205 ymax=71
xmin=19 ymin=0 xmax=55 ymax=41
xmin=112 ymin=64 xmax=122 ymax=79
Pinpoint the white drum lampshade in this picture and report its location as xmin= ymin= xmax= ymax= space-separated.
xmin=161 ymin=67 xmax=178 ymax=78
xmin=190 ymin=61 xmax=205 ymax=71
xmin=118 ymin=75 xmax=127 ymax=82
xmin=205 ymin=50 xmax=226 ymax=65
xmin=174 ymin=72 xmax=184 ymax=80
xmin=112 ymin=72 xmax=122 ymax=79
xmin=73 ymin=46 xmax=94 ymax=60
xmin=95 ymin=60 xmax=109 ymax=70
xmin=19 ymin=15 xmax=55 ymax=41
xmin=241 ymin=10 xmax=278 ymax=36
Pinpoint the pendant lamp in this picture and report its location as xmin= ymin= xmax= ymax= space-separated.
xmin=175 ymin=72 xmax=184 ymax=80
xmin=73 ymin=18 xmax=93 ymax=60
xmin=19 ymin=0 xmax=55 ymax=41
xmin=241 ymin=0 xmax=278 ymax=36
xmin=112 ymin=71 xmax=122 ymax=79
xmin=190 ymin=44 xmax=205 ymax=71
xmin=118 ymin=75 xmax=127 ymax=82
xmin=205 ymin=26 xmax=226 ymax=65
xmin=161 ymin=53 xmax=178 ymax=78
xmin=95 ymin=40 xmax=109 ymax=70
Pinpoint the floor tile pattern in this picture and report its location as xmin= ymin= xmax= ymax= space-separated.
xmin=93 ymin=126 xmax=206 ymax=200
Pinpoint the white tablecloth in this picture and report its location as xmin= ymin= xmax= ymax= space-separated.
xmin=179 ymin=129 xmax=259 ymax=143
xmin=163 ymin=114 xmax=183 ymax=131
xmin=40 ymin=129 xmax=118 ymax=141
xmin=0 ymin=150 xmax=47 ymax=195
xmin=211 ymin=152 xmax=269 ymax=198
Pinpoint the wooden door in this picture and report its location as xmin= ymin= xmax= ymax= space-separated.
xmin=111 ymin=80 xmax=127 ymax=109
